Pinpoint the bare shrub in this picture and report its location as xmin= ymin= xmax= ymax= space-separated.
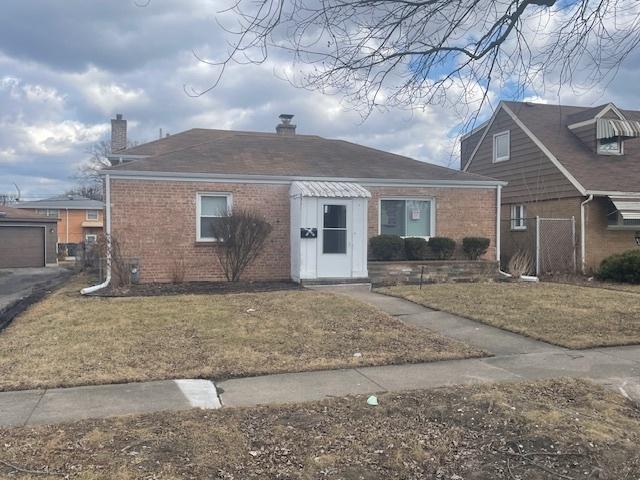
xmin=508 ymin=250 xmax=534 ymax=279
xmin=210 ymin=209 xmax=273 ymax=282
xmin=88 ymin=234 xmax=130 ymax=288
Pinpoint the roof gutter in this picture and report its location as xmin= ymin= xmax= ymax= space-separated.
xmin=81 ymin=174 xmax=111 ymax=295
xmin=585 ymin=190 xmax=640 ymax=198
xmin=100 ymin=169 xmax=507 ymax=188
xmin=580 ymin=194 xmax=594 ymax=275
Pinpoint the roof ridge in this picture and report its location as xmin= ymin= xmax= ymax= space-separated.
xmin=111 ymin=130 xmax=321 ymax=168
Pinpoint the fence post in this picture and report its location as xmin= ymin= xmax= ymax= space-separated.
xmin=535 ymin=216 xmax=541 ymax=276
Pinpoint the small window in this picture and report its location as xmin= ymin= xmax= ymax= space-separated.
xmin=36 ymin=209 xmax=47 ymax=215
xmin=380 ymin=199 xmax=433 ymax=237
xmin=493 ymin=131 xmax=510 ymax=163
xmin=511 ymin=204 xmax=526 ymax=230
xmin=86 ymin=209 xmax=99 ymax=221
xmin=85 ymin=234 xmax=97 ymax=244
xmin=323 ymin=204 xmax=347 ymax=254
xmin=47 ymin=209 xmax=59 ymax=218
xmin=197 ymin=193 xmax=231 ymax=241
xmin=598 ymin=137 xmax=622 ymax=155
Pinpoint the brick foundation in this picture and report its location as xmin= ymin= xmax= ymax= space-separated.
xmin=368 ymin=260 xmax=500 ymax=285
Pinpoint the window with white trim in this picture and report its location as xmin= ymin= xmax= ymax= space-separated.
xmin=85 ymin=234 xmax=98 ymax=244
xmin=493 ymin=131 xmax=510 ymax=163
xmin=86 ymin=209 xmax=99 ymax=220
xmin=510 ymin=204 xmax=526 ymax=230
xmin=380 ymin=199 xmax=433 ymax=238
xmin=597 ymin=137 xmax=622 ymax=155
xmin=197 ymin=193 xmax=231 ymax=241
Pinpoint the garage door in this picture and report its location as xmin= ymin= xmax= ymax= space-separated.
xmin=0 ymin=226 xmax=45 ymax=268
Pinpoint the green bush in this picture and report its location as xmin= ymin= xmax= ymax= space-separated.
xmin=596 ymin=249 xmax=640 ymax=284
xmin=428 ymin=237 xmax=456 ymax=260
xmin=462 ymin=237 xmax=491 ymax=260
xmin=369 ymin=235 xmax=405 ymax=261
xmin=404 ymin=237 xmax=429 ymax=260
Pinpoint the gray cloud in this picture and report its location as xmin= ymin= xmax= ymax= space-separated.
xmin=2 ymin=0 xmax=640 ymax=198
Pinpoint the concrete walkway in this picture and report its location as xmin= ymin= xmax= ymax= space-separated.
xmin=324 ymin=285 xmax=565 ymax=355
xmin=1 ymin=285 xmax=639 ymax=426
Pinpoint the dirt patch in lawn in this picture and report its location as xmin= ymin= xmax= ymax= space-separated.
xmin=0 ymin=277 xmax=482 ymax=391
xmin=95 ymin=280 xmax=303 ymax=297
xmin=379 ymin=282 xmax=640 ymax=349
xmin=1 ymin=379 xmax=639 ymax=479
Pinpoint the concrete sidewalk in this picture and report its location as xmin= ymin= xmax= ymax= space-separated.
xmin=1 ymin=286 xmax=639 ymax=426
xmin=0 ymin=379 xmax=220 ymax=427
xmin=218 ymin=346 xmax=640 ymax=407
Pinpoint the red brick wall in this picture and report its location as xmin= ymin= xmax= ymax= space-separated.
xmin=585 ymin=197 xmax=640 ymax=271
xmin=110 ymin=179 xmax=291 ymax=283
xmin=367 ymin=186 xmax=498 ymax=260
xmin=110 ymin=180 xmax=498 ymax=282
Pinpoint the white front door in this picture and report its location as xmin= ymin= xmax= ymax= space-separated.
xmin=317 ymin=200 xmax=352 ymax=278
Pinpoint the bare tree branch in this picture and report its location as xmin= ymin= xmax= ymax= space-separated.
xmin=186 ymin=0 xmax=640 ymax=131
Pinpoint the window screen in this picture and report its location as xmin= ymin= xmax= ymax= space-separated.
xmin=199 ymin=195 xmax=229 ymax=240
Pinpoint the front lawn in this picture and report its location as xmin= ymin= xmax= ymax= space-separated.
xmin=1 ymin=379 xmax=639 ymax=478
xmin=379 ymin=282 xmax=640 ymax=349
xmin=0 ymin=277 xmax=481 ymax=391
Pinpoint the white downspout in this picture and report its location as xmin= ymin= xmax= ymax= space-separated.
xmin=495 ymin=184 xmax=501 ymax=265
xmin=65 ymin=208 xmax=69 ymax=244
xmin=81 ymin=174 xmax=111 ymax=294
xmin=580 ymin=194 xmax=594 ymax=275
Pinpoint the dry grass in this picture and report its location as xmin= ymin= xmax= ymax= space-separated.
xmin=1 ymin=379 xmax=639 ymax=478
xmin=379 ymin=282 xmax=640 ymax=349
xmin=0 ymin=277 xmax=481 ymax=391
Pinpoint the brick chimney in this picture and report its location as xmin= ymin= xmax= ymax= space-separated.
xmin=276 ymin=114 xmax=296 ymax=136
xmin=110 ymin=113 xmax=127 ymax=152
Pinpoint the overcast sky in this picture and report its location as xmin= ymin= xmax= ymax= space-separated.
xmin=2 ymin=0 xmax=639 ymax=199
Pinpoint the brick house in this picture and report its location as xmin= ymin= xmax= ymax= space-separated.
xmin=98 ymin=114 xmax=503 ymax=284
xmin=15 ymin=195 xmax=104 ymax=258
xmin=462 ymin=101 xmax=640 ymax=273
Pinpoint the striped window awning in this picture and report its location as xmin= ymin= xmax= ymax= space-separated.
xmin=290 ymin=181 xmax=371 ymax=198
xmin=596 ymin=118 xmax=640 ymax=139
xmin=610 ymin=197 xmax=640 ymax=220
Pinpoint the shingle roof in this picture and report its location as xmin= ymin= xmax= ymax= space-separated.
xmin=14 ymin=195 xmax=104 ymax=210
xmin=0 ymin=206 xmax=57 ymax=222
xmin=473 ymin=101 xmax=640 ymax=193
xmin=108 ymin=129 xmax=498 ymax=183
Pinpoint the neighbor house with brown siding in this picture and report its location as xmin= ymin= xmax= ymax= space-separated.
xmin=95 ymin=114 xmax=504 ymax=284
xmin=462 ymin=101 xmax=640 ymax=273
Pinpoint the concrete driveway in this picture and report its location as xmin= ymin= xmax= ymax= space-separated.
xmin=0 ymin=266 xmax=72 ymax=313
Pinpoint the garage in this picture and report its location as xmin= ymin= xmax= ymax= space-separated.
xmin=0 ymin=226 xmax=45 ymax=268
xmin=0 ymin=207 xmax=58 ymax=269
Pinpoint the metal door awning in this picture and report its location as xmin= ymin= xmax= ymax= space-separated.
xmin=290 ymin=181 xmax=371 ymax=198
xmin=597 ymin=118 xmax=640 ymax=139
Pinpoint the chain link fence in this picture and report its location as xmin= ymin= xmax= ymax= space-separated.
xmin=536 ymin=217 xmax=576 ymax=275
xmin=501 ymin=216 xmax=576 ymax=276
